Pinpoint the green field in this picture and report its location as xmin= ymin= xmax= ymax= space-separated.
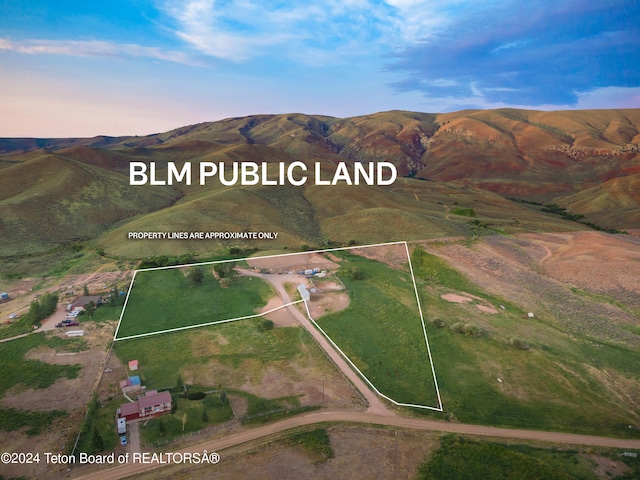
xmin=316 ymin=251 xmax=439 ymax=408
xmin=410 ymin=246 xmax=640 ymax=438
xmin=116 ymin=266 xmax=274 ymax=338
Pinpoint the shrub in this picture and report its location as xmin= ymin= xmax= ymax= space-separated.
xmin=451 ymin=207 xmax=477 ymax=217
xmin=257 ymin=319 xmax=274 ymax=332
xmin=511 ymin=338 xmax=531 ymax=350
xmin=432 ymin=318 xmax=446 ymax=328
xmin=186 ymin=392 xmax=206 ymax=400
xmin=451 ymin=322 xmax=466 ymax=334
xmin=350 ymin=267 xmax=364 ymax=280
xmin=464 ymin=324 xmax=481 ymax=337
xmin=187 ymin=266 xmax=204 ymax=285
xmin=451 ymin=322 xmax=481 ymax=337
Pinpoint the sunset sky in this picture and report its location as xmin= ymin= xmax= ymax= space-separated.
xmin=1 ymin=0 xmax=639 ymax=137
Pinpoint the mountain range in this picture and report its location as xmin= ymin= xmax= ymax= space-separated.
xmin=1 ymin=108 xmax=639 ymax=269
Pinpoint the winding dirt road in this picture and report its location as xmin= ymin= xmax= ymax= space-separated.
xmin=238 ymin=269 xmax=390 ymax=416
xmin=70 ymin=410 xmax=640 ymax=480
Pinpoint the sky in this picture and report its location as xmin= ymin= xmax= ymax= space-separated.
xmin=1 ymin=0 xmax=639 ymax=137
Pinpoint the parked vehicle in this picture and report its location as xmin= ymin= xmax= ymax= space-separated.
xmin=120 ymin=435 xmax=127 ymax=446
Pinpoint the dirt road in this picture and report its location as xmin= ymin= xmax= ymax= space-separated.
xmin=70 ymin=410 xmax=640 ymax=480
xmin=238 ymin=269 xmax=390 ymax=416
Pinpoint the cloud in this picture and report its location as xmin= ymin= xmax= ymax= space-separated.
xmin=385 ymin=0 xmax=640 ymax=106
xmin=158 ymin=0 xmax=406 ymax=63
xmin=0 ymin=38 xmax=200 ymax=65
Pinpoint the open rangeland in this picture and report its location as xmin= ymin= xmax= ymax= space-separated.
xmin=409 ymin=232 xmax=640 ymax=438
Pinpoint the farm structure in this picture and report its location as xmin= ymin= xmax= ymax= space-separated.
xmin=72 ymin=295 xmax=103 ymax=310
xmin=117 ymin=390 xmax=172 ymax=422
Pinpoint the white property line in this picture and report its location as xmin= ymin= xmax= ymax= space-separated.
xmin=112 ymin=241 xmax=443 ymax=411
xmin=112 ymin=240 xmax=408 ymax=340
xmin=114 ymin=299 xmax=304 ymax=342
xmin=130 ymin=240 xmax=409 ymax=273
xmin=404 ymin=241 xmax=444 ymax=412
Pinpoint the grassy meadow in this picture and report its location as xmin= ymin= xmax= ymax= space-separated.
xmin=116 ymin=266 xmax=274 ymax=338
xmin=316 ymin=251 xmax=440 ymax=408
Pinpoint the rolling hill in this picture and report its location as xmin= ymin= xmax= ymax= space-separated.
xmin=1 ymin=107 xmax=639 ymax=272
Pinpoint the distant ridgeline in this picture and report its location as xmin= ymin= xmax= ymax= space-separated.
xmin=130 ymin=161 xmax=398 ymax=186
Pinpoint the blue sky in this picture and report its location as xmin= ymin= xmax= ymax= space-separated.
xmin=1 ymin=0 xmax=639 ymax=137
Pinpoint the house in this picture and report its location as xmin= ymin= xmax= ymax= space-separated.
xmin=72 ymin=295 xmax=103 ymax=310
xmin=118 ymin=390 xmax=173 ymax=421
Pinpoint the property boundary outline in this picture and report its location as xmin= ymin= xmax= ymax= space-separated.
xmin=112 ymin=241 xmax=443 ymax=411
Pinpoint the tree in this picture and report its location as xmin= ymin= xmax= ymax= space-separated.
xmin=109 ymin=287 xmax=123 ymax=307
xmin=257 ymin=319 xmax=274 ymax=332
xmin=350 ymin=267 xmax=364 ymax=280
xmin=176 ymin=374 xmax=184 ymax=392
xmin=187 ymin=266 xmax=204 ymax=285
xmin=83 ymin=284 xmax=89 ymax=296
xmin=28 ymin=300 xmax=42 ymax=325
xmin=201 ymin=407 xmax=209 ymax=424
xmin=86 ymin=301 xmax=96 ymax=319
xmin=213 ymin=262 xmax=235 ymax=279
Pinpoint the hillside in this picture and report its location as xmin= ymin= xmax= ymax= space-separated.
xmin=0 ymin=152 xmax=180 ymax=256
xmin=1 ymin=108 xmax=639 ymax=273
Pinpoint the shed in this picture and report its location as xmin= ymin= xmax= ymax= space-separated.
xmin=129 ymin=375 xmax=141 ymax=386
xmin=297 ymin=284 xmax=310 ymax=302
xmin=128 ymin=360 xmax=139 ymax=371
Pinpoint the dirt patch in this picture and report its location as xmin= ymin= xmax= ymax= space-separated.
xmin=524 ymin=231 xmax=640 ymax=310
xmin=260 ymin=296 xmax=299 ymax=327
xmin=228 ymin=395 xmax=248 ymax=418
xmin=441 ymin=293 xmax=473 ymax=303
xmin=350 ymin=243 xmax=409 ymax=270
xmin=585 ymin=454 xmax=631 ymax=479
xmin=476 ymin=304 xmax=498 ymax=314
xmin=308 ymin=292 xmax=350 ymax=319
xmin=247 ymin=252 xmax=339 ymax=274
